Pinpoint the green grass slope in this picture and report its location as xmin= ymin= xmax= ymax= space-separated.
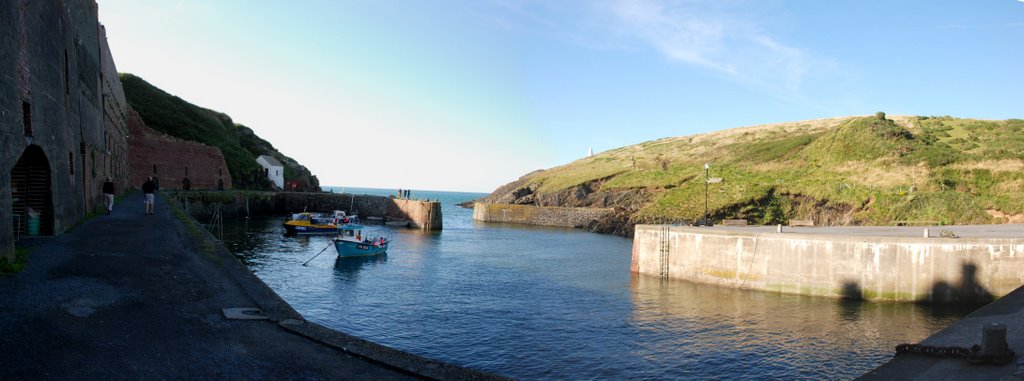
xmin=488 ymin=114 xmax=1024 ymax=227
xmin=120 ymin=73 xmax=319 ymax=191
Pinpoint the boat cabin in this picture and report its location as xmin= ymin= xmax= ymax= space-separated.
xmin=339 ymin=225 xmax=364 ymax=240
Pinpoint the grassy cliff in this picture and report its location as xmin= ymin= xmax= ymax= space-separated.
xmin=120 ymin=73 xmax=319 ymax=191
xmin=482 ymin=114 xmax=1024 ymax=234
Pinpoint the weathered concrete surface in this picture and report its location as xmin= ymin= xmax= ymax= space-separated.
xmin=0 ymin=192 xmax=501 ymax=380
xmin=860 ymin=284 xmax=1024 ymax=380
xmin=633 ymin=224 xmax=1024 ymax=302
xmin=389 ymin=198 xmax=442 ymax=230
xmin=473 ymin=202 xmax=612 ymax=228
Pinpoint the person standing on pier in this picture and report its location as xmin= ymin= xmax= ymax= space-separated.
xmin=142 ymin=177 xmax=157 ymax=215
xmin=102 ymin=178 xmax=115 ymax=215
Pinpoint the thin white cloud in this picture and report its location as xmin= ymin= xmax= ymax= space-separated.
xmin=490 ymin=0 xmax=843 ymax=107
xmin=602 ymin=0 xmax=830 ymax=101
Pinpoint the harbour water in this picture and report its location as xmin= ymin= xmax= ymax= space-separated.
xmin=221 ymin=187 xmax=978 ymax=380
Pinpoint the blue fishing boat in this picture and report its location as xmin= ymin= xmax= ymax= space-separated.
xmin=333 ymin=224 xmax=389 ymax=257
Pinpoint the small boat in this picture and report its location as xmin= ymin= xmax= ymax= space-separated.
xmin=284 ymin=210 xmax=356 ymax=235
xmin=385 ymin=219 xmax=410 ymax=228
xmin=333 ymin=224 xmax=388 ymax=257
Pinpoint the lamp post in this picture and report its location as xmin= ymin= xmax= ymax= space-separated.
xmin=704 ymin=162 xmax=709 ymax=225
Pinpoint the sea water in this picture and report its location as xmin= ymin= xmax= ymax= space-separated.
xmin=221 ymin=186 xmax=976 ymax=380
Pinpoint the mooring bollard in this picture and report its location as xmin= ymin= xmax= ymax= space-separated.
xmin=923 ymin=228 xmax=929 ymax=238
xmin=982 ymin=323 xmax=1009 ymax=357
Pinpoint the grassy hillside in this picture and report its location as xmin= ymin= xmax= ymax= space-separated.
xmin=485 ymin=114 xmax=1024 ymax=228
xmin=120 ymin=73 xmax=319 ymax=191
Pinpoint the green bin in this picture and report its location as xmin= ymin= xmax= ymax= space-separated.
xmin=27 ymin=216 xmax=40 ymax=236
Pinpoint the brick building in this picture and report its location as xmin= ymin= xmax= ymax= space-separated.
xmin=1 ymin=0 xmax=130 ymax=261
xmin=127 ymin=109 xmax=232 ymax=192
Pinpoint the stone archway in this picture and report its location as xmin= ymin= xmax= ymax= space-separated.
xmin=11 ymin=145 xmax=53 ymax=236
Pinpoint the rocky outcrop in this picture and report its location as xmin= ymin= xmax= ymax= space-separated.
xmin=474 ymin=176 xmax=652 ymax=237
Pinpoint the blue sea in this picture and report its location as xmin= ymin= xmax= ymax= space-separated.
xmin=221 ymin=186 xmax=975 ymax=380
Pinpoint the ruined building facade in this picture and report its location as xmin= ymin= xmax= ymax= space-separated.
xmin=127 ymin=109 xmax=232 ymax=192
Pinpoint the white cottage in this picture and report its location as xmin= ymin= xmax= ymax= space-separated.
xmin=255 ymin=155 xmax=284 ymax=189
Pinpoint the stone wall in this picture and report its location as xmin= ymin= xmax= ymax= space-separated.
xmin=632 ymin=225 xmax=1024 ymax=303
xmin=1 ymin=0 xmax=128 ymax=260
xmin=172 ymin=191 xmax=442 ymax=230
xmin=472 ymin=202 xmax=612 ymax=228
xmin=127 ymin=109 xmax=232 ymax=191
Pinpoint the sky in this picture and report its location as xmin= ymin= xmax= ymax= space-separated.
xmin=95 ymin=0 xmax=1024 ymax=193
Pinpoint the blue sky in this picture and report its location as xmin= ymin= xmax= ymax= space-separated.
xmin=96 ymin=0 xmax=1023 ymax=192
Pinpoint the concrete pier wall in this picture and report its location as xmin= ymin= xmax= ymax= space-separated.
xmin=171 ymin=191 xmax=442 ymax=230
xmin=472 ymin=202 xmax=611 ymax=228
xmin=632 ymin=225 xmax=1024 ymax=302
xmin=389 ymin=198 xmax=442 ymax=230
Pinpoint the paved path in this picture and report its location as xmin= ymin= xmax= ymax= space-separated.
xmin=860 ymin=284 xmax=1024 ymax=380
xmin=700 ymin=223 xmax=1024 ymax=238
xmin=0 ymin=192 xmax=420 ymax=380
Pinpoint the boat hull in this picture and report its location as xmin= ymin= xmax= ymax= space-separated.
xmin=334 ymin=239 xmax=388 ymax=257
xmin=284 ymin=223 xmax=337 ymax=235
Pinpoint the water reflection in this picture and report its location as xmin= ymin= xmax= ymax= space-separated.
xmin=629 ymin=275 xmax=979 ymax=379
xmin=334 ymin=255 xmax=388 ymax=281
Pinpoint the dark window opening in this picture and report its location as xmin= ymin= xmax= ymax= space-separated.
xmin=13 ymin=145 xmax=55 ymax=236
xmin=153 ymin=164 xmax=157 ymax=174
xmin=69 ymin=152 xmax=74 ymax=175
xmin=63 ymin=49 xmax=69 ymax=95
xmin=22 ymin=102 xmax=32 ymax=136
xmin=185 ymin=165 xmax=189 ymax=177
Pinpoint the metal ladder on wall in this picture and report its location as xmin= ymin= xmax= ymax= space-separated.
xmin=659 ymin=225 xmax=670 ymax=279
xmin=207 ymin=207 xmax=223 ymax=241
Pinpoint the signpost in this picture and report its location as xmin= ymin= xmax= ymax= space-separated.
xmin=703 ymin=163 xmax=709 ymax=226
xmin=700 ymin=165 xmax=723 ymax=226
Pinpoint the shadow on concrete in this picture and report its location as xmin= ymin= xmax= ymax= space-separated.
xmin=837 ymin=263 xmax=992 ymax=319
xmin=926 ymin=262 xmax=994 ymax=305
xmin=842 ymin=281 xmax=865 ymax=301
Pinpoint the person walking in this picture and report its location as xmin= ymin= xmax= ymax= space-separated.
xmin=142 ymin=177 xmax=157 ymax=215
xmin=102 ymin=178 xmax=115 ymax=215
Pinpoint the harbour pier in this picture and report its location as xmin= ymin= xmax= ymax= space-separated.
xmin=632 ymin=224 xmax=1024 ymax=303
xmin=173 ymin=190 xmax=443 ymax=230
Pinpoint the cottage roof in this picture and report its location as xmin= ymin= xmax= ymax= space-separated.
xmin=257 ymin=155 xmax=283 ymax=167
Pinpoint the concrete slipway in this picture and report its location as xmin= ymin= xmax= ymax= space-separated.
xmin=0 ymin=192 xmax=505 ymax=380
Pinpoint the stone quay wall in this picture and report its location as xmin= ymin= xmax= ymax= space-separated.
xmin=473 ymin=202 xmax=612 ymax=228
xmin=632 ymin=225 xmax=1024 ymax=303
xmin=389 ymin=198 xmax=442 ymax=230
xmin=172 ymin=191 xmax=442 ymax=230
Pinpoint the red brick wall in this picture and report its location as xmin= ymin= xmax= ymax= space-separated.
xmin=127 ymin=109 xmax=233 ymax=190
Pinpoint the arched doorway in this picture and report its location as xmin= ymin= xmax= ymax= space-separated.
xmin=11 ymin=145 xmax=53 ymax=236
